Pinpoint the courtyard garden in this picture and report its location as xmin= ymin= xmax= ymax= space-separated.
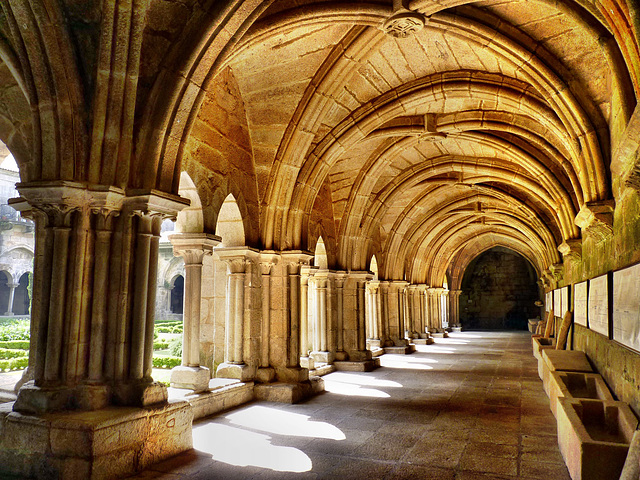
xmin=0 ymin=317 xmax=184 ymax=374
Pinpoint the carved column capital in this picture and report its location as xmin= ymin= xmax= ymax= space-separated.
xmin=558 ymin=239 xmax=582 ymax=262
xmin=170 ymin=233 xmax=220 ymax=265
xmin=574 ymin=200 xmax=615 ymax=243
xmin=215 ymin=246 xmax=259 ymax=274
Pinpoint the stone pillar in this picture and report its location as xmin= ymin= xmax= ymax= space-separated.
xmin=441 ymin=289 xmax=450 ymax=328
xmin=257 ymin=253 xmax=278 ymax=382
xmin=407 ymin=285 xmax=418 ymax=336
xmin=402 ymin=285 xmax=410 ymax=338
xmin=366 ymin=281 xmax=381 ymax=349
xmin=311 ymin=270 xmax=332 ymax=364
xmin=428 ymin=287 xmax=438 ymax=331
xmin=4 ymin=282 xmax=18 ymax=316
xmin=277 ymin=251 xmax=313 ymax=382
xmin=334 ymin=273 xmax=347 ymax=361
xmin=449 ymin=289 xmax=462 ymax=327
xmin=334 ymin=272 xmax=376 ymax=371
xmin=215 ymin=247 xmax=259 ymax=382
xmin=388 ymin=281 xmax=408 ymax=344
xmin=168 ymin=233 xmax=219 ymax=392
xmin=299 ymin=266 xmax=312 ymax=364
xmin=379 ymin=281 xmax=390 ymax=347
xmin=10 ymin=185 xmax=188 ymax=414
xmin=417 ymin=285 xmax=428 ymax=334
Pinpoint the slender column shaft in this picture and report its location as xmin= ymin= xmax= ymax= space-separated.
xmin=224 ymin=272 xmax=235 ymax=364
xmin=183 ymin=263 xmax=202 ymax=366
xmin=88 ymin=227 xmax=113 ymax=382
xmin=300 ymin=274 xmax=309 ymax=356
xmin=232 ymin=272 xmax=244 ymax=363
xmin=260 ymin=265 xmax=271 ymax=367
xmin=44 ymin=226 xmax=71 ymax=383
xmin=357 ymin=281 xmax=366 ymax=351
xmin=336 ymin=277 xmax=345 ymax=353
xmin=5 ymin=284 xmax=17 ymax=315
xmin=130 ymin=218 xmax=152 ymax=381
xmin=318 ymin=282 xmax=327 ymax=351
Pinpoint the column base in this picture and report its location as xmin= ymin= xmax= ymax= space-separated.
xmin=112 ymin=381 xmax=168 ymax=408
xmin=14 ymin=382 xmax=112 ymax=414
xmin=256 ymin=367 xmax=276 ymax=383
xmin=334 ymin=351 xmax=348 ymax=361
xmin=430 ymin=331 xmax=448 ymax=338
xmin=215 ymin=363 xmax=256 ymax=382
xmin=170 ymin=366 xmax=210 ymax=393
xmin=275 ymin=366 xmax=309 ymax=383
xmin=254 ymin=377 xmax=324 ymax=404
xmin=413 ymin=337 xmax=434 ymax=345
xmin=299 ymin=356 xmax=315 ymax=370
xmin=384 ymin=345 xmax=416 ymax=354
xmin=310 ymin=351 xmax=335 ymax=364
xmin=0 ymin=400 xmax=192 ymax=480
xmin=451 ymin=326 xmax=462 ymax=332
xmin=334 ymin=358 xmax=380 ymax=372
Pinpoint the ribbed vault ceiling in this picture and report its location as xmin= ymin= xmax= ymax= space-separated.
xmin=202 ymin=0 xmax=637 ymax=286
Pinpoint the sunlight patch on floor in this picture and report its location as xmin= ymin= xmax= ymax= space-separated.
xmin=226 ymin=406 xmax=345 ymax=440
xmin=193 ymin=423 xmax=312 ymax=472
xmin=379 ymin=355 xmax=436 ymax=370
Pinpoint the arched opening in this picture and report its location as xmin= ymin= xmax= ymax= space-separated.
xmin=459 ymin=247 xmax=539 ymax=330
xmin=13 ymin=272 xmax=30 ymax=315
xmin=314 ymin=237 xmax=328 ymax=269
xmin=216 ymin=194 xmax=245 ymax=247
xmin=170 ymin=275 xmax=184 ymax=315
xmin=370 ymin=255 xmax=378 ymax=281
xmin=0 ymin=271 xmax=10 ymax=314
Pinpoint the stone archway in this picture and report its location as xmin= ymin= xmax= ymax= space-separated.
xmin=170 ymin=275 xmax=184 ymax=315
xmin=13 ymin=272 xmax=30 ymax=316
xmin=0 ymin=271 xmax=10 ymax=315
xmin=459 ymin=247 xmax=540 ymax=330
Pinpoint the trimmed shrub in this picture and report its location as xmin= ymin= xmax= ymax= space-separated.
xmin=152 ymin=356 xmax=181 ymax=369
xmin=0 ymin=321 xmax=30 ymax=341
xmin=0 ymin=357 xmax=28 ymax=371
xmin=153 ymin=341 xmax=169 ymax=350
xmin=169 ymin=338 xmax=182 ymax=357
xmin=0 ymin=348 xmax=28 ymax=359
xmin=0 ymin=340 xmax=30 ymax=350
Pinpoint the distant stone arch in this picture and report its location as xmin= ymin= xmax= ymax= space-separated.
xmin=370 ymin=255 xmax=379 ymax=281
xmin=176 ymin=171 xmax=204 ymax=233
xmin=169 ymin=274 xmax=184 ymax=315
xmin=216 ymin=194 xmax=245 ymax=247
xmin=314 ymin=237 xmax=328 ymax=269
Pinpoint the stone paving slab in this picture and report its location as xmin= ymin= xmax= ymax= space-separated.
xmin=128 ymin=331 xmax=571 ymax=479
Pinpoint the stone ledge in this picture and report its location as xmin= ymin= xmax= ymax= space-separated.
xmin=0 ymin=399 xmax=192 ymax=480
xmin=334 ymin=358 xmax=380 ymax=372
xmin=412 ymin=338 xmax=434 ymax=345
xmin=383 ymin=345 xmax=416 ymax=354
xmin=168 ymin=380 xmax=254 ymax=421
xmin=253 ymin=377 xmax=324 ymax=404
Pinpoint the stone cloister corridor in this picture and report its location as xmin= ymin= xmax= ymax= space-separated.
xmin=1 ymin=0 xmax=640 ymax=478
xmin=131 ymin=332 xmax=571 ymax=480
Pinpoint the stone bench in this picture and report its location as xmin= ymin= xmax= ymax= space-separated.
xmin=547 ymin=371 xmax=614 ymax=418
xmin=556 ymin=398 xmax=637 ymax=480
xmin=532 ymin=336 xmax=555 ymax=379
xmin=541 ymin=349 xmax=594 ymax=396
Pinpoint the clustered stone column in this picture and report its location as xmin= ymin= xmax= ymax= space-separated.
xmin=169 ymin=233 xmax=219 ymax=392
xmin=365 ymin=280 xmax=381 ymax=350
xmin=215 ymin=247 xmax=259 ymax=382
xmin=11 ymin=184 xmax=187 ymax=414
xmin=449 ymin=289 xmax=462 ymax=327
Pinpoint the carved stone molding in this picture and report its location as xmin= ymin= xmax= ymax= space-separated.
xmin=574 ymin=200 xmax=615 ymax=243
xmin=558 ymin=239 xmax=582 ymax=262
xmin=549 ymin=263 xmax=564 ymax=283
xmin=170 ymin=233 xmax=220 ymax=265
xmin=383 ymin=11 xmax=426 ymax=38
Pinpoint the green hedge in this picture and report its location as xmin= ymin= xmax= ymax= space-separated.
xmin=0 ymin=357 xmax=28 ymax=371
xmin=0 ymin=340 xmax=29 ymax=350
xmin=152 ymin=356 xmax=181 ymax=369
xmin=153 ymin=341 xmax=169 ymax=350
xmin=0 ymin=348 xmax=29 ymax=359
xmin=156 ymin=325 xmax=183 ymax=334
xmin=0 ymin=322 xmax=30 ymax=341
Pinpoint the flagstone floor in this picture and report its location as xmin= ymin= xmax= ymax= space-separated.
xmin=130 ymin=331 xmax=571 ymax=480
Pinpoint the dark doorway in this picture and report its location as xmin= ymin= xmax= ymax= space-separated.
xmin=14 ymin=272 xmax=30 ymax=315
xmin=460 ymin=247 xmax=539 ymax=330
xmin=170 ymin=275 xmax=184 ymax=314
